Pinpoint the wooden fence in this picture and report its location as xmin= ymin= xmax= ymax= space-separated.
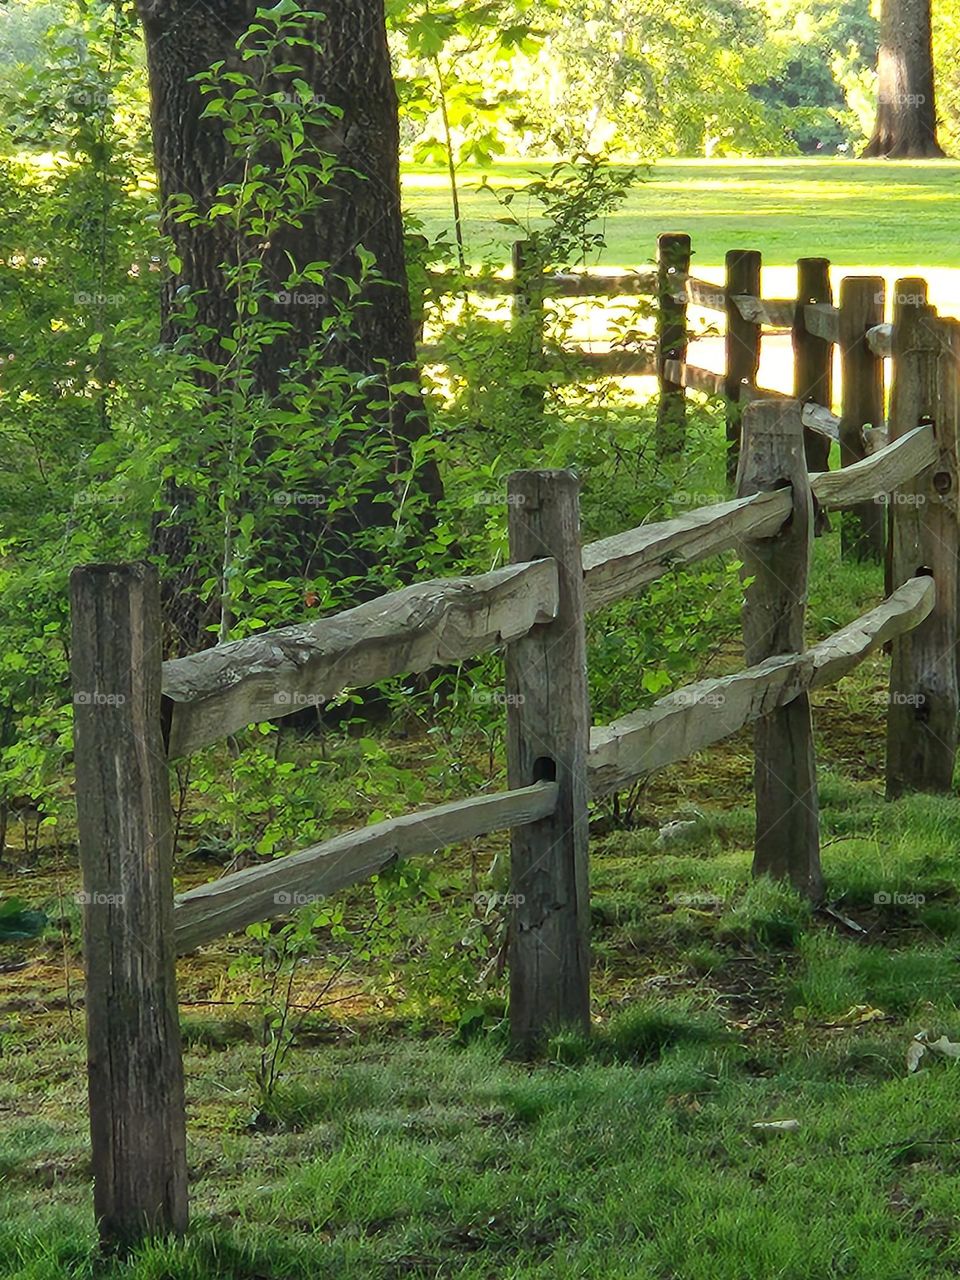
xmin=70 ymin=270 xmax=959 ymax=1248
xmin=420 ymin=235 xmax=910 ymax=558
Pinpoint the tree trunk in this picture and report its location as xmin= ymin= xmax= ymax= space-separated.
xmin=135 ymin=0 xmax=441 ymax=651
xmin=862 ymin=0 xmax=945 ymax=158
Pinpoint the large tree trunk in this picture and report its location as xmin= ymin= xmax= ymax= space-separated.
xmin=135 ymin=0 xmax=441 ymax=651
xmin=862 ymin=0 xmax=945 ymax=158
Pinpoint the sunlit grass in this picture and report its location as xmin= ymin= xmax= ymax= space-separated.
xmin=402 ymin=157 xmax=960 ymax=272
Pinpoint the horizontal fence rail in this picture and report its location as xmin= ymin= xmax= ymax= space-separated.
xmin=588 ymin=575 xmax=935 ymax=796
xmin=174 ymin=781 xmax=559 ymax=953
xmin=163 ymin=559 xmax=559 ymax=758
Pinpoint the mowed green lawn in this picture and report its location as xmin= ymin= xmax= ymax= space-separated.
xmin=402 ymin=157 xmax=960 ymax=270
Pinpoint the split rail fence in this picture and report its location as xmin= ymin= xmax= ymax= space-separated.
xmin=70 ymin=265 xmax=960 ymax=1248
xmin=421 ymin=234 xmax=915 ymax=558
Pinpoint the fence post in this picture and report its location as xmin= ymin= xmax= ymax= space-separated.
xmin=656 ymin=231 xmax=691 ymax=456
xmin=795 ymin=257 xmax=834 ymax=474
xmin=724 ymin=249 xmax=762 ymax=486
xmin=737 ymin=401 xmax=824 ymax=901
xmin=886 ymin=286 xmax=959 ymax=797
xmin=505 ymin=470 xmax=591 ymax=1055
xmin=512 ymin=239 xmax=545 ymax=417
xmin=839 ymin=276 xmax=886 ymax=561
xmin=70 ymin=563 xmax=188 ymax=1249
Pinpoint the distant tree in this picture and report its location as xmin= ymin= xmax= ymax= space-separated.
xmin=862 ymin=0 xmax=945 ymax=156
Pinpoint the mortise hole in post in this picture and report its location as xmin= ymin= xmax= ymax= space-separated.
xmin=532 ymin=757 xmax=557 ymax=784
xmin=915 ymin=565 xmax=934 ymax=578
xmin=934 ymin=471 xmax=952 ymax=495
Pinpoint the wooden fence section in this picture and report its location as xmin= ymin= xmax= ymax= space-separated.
xmin=422 ymin=237 xmax=926 ymax=559
xmin=71 ymin=290 xmax=960 ymax=1249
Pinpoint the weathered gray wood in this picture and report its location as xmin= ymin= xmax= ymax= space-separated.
xmin=587 ymin=576 xmax=935 ymax=794
xmin=804 ymin=301 xmax=841 ymax=344
xmin=71 ymin=563 xmax=188 ymax=1247
xmin=839 ymin=276 xmax=887 ymax=559
xmin=683 ymin=275 xmax=727 ymax=312
xmin=866 ymin=323 xmax=893 ymax=357
xmin=737 ymin=400 xmax=823 ymax=900
xmin=731 ymin=296 xmax=796 ymax=327
xmin=725 ymin=249 xmax=762 ymax=484
xmin=795 ymin=257 xmax=834 ymax=475
xmin=662 ymin=358 xmax=726 ymax=397
xmin=550 ymin=270 xmax=657 ymax=297
xmin=887 ymin=293 xmax=960 ymax=797
xmin=810 ymin=424 xmax=937 ymax=510
xmin=174 ymin=782 xmax=558 ymax=953
xmin=582 ymin=489 xmax=792 ymax=612
xmin=579 ymin=349 xmax=657 ymax=378
xmin=163 ymin=559 xmax=559 ymax=758
xmin=505 ymin=470 xmax=591 ymax=1053
xmin=425 ymin=269 xmax=658 ymax=299
xmin=657 ymin=233 xmax=692 ymax=454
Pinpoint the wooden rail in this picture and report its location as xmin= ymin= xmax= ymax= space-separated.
xmin=174 ymin=782 xmax=558 ymax=954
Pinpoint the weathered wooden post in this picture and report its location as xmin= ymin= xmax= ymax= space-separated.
xmin=71 ymin=563 xmax=188 ymax=1249
xmin=512 ymin=238 xmax=545 ymax=417
xmin=839 ymin=276 xmax=886 ymax=561
xmin=886 ymin=285 xmax=960 ymax=797
xmin=505 ymin=470 xmax=591 ymax=1054
xmin=795 ymin=257 xmax=834 ymax=474
xmin=737 ymin=401 xmax=824 ymax=900
xmin=656 ymin=231 xmax=691 ymax=456
xmin=724 ymin=248 xmax=762 ymax=485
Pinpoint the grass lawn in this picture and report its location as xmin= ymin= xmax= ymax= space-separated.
xmin=6 ymin=743 xmax=960 ymax=1277
xmin=403 ymin=157 xmax=960 ymax=271
xmin=5 ymin=527 xmax=960 ymax=1277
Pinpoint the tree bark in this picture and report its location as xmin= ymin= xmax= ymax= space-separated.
xmin=862 ymin=0 xmax=945 ymax=158
xmin=135 ymin=0 xmax=441 ymax=651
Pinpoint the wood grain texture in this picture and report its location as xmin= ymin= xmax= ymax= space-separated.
xmin=657 ymin=233 xmax=692 ymax=454
xmin=582 ymin=489 xmax=792 ymax=612
xmin=803 ymin=302 xmax=841 ymax=344
xmin=587 ymin=576 xmax=934 ymax=794
xmin=71 ymin=563 xmax=188 ymax=1247
xmin=810 ymin=424 xmax=936 ymax=511
xmin=505 ymin=471 xmax=591 ymax=1053
xmin=886 ymin=293 xmax=960 ymax=796
xmin=839 ymin=276 xmax=886 ymax=558
xmin=737 ymin=399 xmax=824 ymax=900
xmin=795 ymin=258 xmax=834 ymax=475
xmin=174 ymin=782 xmax=558 ymax=952
xmin=725 ymin=249 xmax=762 ymax=484
xmin=163 ymin=559 xmax=558 ymax=757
